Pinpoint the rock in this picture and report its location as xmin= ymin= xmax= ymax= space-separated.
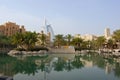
xmin=8 ymin=50 xmax=22 ymax=55
xmin=8 ymin=50 xmax=49 ymax=56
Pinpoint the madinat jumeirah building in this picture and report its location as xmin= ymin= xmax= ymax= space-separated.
xmin=0 ymin=22 xmax=26 ymax=36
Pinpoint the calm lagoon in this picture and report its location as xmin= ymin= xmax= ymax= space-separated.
xmin=0 ymin=53 xmax=120 ymax=80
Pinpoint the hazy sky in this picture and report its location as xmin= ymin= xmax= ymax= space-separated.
xmin=0 ymin=0 xmax=120 ymax=35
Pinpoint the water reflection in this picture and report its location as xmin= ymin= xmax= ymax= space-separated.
xmin=0 ymin=53 xmax=120 ymax=79
xmin=114 ymin=63 xmax=120 ymax=77
xmin=54 ymin=57 xmax=66 ymax=71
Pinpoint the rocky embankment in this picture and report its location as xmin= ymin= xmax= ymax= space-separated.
xmin=8 ymin=50 xmax=48 ymax=55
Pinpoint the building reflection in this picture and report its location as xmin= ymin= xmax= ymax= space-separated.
xmin=105 ymin=62 xmax=112 ymax=74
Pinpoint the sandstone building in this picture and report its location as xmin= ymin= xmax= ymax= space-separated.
xmin=0 ymin=22 xmax=26 ymax=36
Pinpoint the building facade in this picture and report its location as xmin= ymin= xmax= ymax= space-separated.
xmin=74 ymin=34 xmax=97 ymax=41
xmin=81 ymin=34 xmax=97 ymax=41
xmin=36 ymin=30 xmax=51 ymax=47
xmin=104 ymin=28 xmax=111 ymax=39
xmin=0 ymin=22 xmax=26 ymax=36
xmin=74 ymin=34 xmax=81 ymax=38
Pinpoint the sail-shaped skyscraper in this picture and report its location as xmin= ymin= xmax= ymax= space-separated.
xmin=42 ymin=19 xmax=55 ymax=42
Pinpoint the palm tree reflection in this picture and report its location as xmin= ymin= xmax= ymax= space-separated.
xmin=53 ymin=55 xmax=84 ymax=71
xmin=71 ymin=55 xmax=84 ymax=69
xmin=54 ymin=57 xmax=66 ymax=71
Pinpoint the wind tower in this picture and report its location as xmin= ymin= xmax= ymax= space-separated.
xmin=104 ymin=28 xmax=110 ymax=38
xmin=104 ymin=27 xmax=111 ymax=40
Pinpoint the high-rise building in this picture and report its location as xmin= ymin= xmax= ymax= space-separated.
xmin=104 ymin=28 xmax=110 ymax=38
xmin=41 ymin=19 xmax=55 ymax=42
xmin=0 ymin=22 xmax=26 ymax=36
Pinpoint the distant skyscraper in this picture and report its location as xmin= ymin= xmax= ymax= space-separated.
xmin=104 ymin=28 xmax=110 ymax=38
xmin=41 ymin=18 xmax=55 ymax=42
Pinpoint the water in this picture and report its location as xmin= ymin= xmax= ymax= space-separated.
xmin=0 ymin=53 xmax=120 ymax=80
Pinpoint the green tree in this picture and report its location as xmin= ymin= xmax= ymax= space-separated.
xmin=113 ymin=29 xmax=120 ymax=42
xmin=23 ymin=32 xmax=38 ymax=50
xmin=71 ymin=37 xmax=83 ymax=47
xmin=54 ymin=34 xmax=65 ymax=47
xmin=107 ymin=39 xmax=114 ymax=49
xmin=0 ymin=35 xmax=10 ymax=44
xmin=91 ymin=40 xmax=97 ymax=50
xmin=11 ymin=32 xmax=24 ymax=48
xmin=112 ymin=29 xmax=120 ymax=48
xmin=95 ymin=36 xmax=106 ymax=49
xmin=66 ymin=34 xmax=72 ymax=46
xmin=11 ymin=32 xmax=38 ymax=50
xmin=39 ymin=31 xmax=46 ymax=46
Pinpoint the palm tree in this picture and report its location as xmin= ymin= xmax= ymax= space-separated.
xmin=11 ymin=32 xmax=38 ymax=50
xmin=95 ymin=36 xmax=106 ymax=49
xmin=107 ymin=39 xmax=114 ymax=49
xmin=112 ymin=29 xmax=120 ymax=49
xmin=72 ymin=37 xmax=83 ymax=47
xmin=23 ymin=32 xmax=38 ymax=50
xmin=11 ymin=32 xmax=24 ymax=48
xmin=0 ymin=34 xmax=11 ymax=48
xmin=39 ymin=31 xmax=46 ymax=46
xmin=66 ymin=34 xmax=72 ymax=46
xmin=54 ymin=34 xmax=65 ymax=47
xmin=113 ymin=29 xmax=120 ymax=42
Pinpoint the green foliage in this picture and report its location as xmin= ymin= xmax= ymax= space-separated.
xmin=0 ymin=34 xmax=11 ymax=44
xmin=23 ymin=32 xmax=38 ymax=50
xmin=11 ymin=32 xmax=24 ymax=47
xmin=95 ymin=36 xmax=106 ymax=49
xmin=107 ymin=39 xmax=114 ymax=49
xmin=71 ymin=37 xmax=83 ymax=47
xmin=65 ymin=34 xmax=72 ymax=46
xmin=11 ymin=32 xmax=38 ymax=50
xmin=39 ymin=31 xmax=46 ymax=46
xmin=0 ymin=34 xmax=13 ymax=49
xmin=54 ymin=34 xmax=66 ymax=47
xmin=113 ymin=29 xmax=120 ymax=42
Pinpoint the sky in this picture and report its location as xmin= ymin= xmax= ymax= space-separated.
xmin=0 ymin=0 xmax=120 ymax=36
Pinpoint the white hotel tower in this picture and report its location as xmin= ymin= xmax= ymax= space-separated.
xmin=41 ymin=18 xmax=55 ymax=42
